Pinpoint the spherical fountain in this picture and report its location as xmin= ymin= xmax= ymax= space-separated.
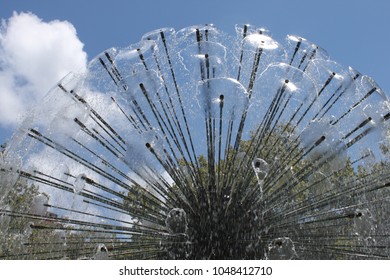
xmin=1 ymin=24 xmax=390 ymax=259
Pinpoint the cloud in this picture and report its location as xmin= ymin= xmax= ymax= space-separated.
xmin=0 ymin=12 xmax=87 ymax=127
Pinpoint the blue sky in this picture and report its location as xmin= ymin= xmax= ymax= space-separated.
xmin=0 ymin=0 xmax=389 ymax=145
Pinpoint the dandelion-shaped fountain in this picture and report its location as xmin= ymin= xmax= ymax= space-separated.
xmin=1 ymin=24 xmax=390 ymax=259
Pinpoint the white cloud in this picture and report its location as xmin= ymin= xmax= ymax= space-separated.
xmin=0 ymin=12 xmax=87 ymax=127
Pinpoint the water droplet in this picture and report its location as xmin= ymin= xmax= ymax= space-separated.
xmin=252 ymin=158 xmax=269 ymax=180
xmin=73 ymin=174 xmax=86 ymax=194
xmin=267 ymin=237 xmax=297 ymax=260
xmin=166 ymin=208 xmax=187 ymax=234
xmin=93 ymin=244 xmax=109 ymax=260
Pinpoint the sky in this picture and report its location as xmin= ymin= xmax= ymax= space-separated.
xmin=0 ymin=0 xmax=389 ymax=146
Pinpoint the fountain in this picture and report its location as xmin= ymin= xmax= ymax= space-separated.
xmin=1 ymin=24 xmax=390 ymax=259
